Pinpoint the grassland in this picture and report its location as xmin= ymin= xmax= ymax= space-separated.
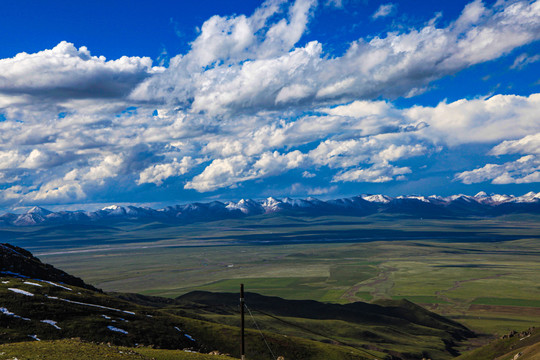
xmin=0 ymin=339 xmax=237 ymax=360
xmin=5 ymin=213 xmax=540 ymax=337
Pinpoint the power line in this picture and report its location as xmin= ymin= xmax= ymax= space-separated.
xmin=250 ymin=307 xmax=380 ymax=360
xmin=245 ymin=303 xmax=277 ymax=360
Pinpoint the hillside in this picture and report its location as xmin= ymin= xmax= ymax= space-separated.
xmin=455 ymin=327 xmax=540 ymax=360
xmin=0 ymin=339 xmax=236 ymax=360
xmin=0 ymin=243 xmax=484 ymax=359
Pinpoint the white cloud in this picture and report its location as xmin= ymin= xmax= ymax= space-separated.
xmin=21 ymin=149 xmax=76 ymax=170
xmin=332 ymin=162 xmax=411 ymax=183
xmin=372 ymin=3 xmax=396 ymax=19
xmin=302 ymin=171 xmax=316 ymax=178
xmin=455 ymin=155 xmax=540 ymax=184
xmin=74 ymin=155 xmax=124 ymax=183
xmin=1 ymin=0 xmax=540 ymax=208
xmin=309 ymin=136 xmax=428 ymax=169
xmin=0 ymin=41 xmax=161 ymax=101
xmin=28 ymin=180 xmax=86 ymax=202
xmin=134 ymin=0 xmax=540 ymax=114
xmin=137 ymin=157 xmax=196 ymax=186
xmin=185 ymin=150 xmax=307 ymax=192
xmin=185 ymin=155 xmax=251 ymax=192
xmin=0 ymin=150 xmax=24 ymax=170
xmin=490 ymin=133 xmax=540 ymax=156
xmin=511 ymin=52 xmax=540 ymax=70
xmin=410 ymin=94 xmax=540 ymax=146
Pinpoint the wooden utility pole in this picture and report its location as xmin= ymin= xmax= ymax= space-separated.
xmin=241 ymin=283 xmax=245 ymax=360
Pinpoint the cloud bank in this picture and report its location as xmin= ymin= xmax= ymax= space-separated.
xmin=1 ymin=0 xmax=539 ymax=208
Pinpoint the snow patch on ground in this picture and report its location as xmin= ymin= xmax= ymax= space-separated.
xmin=185 ymin=334 xmax=195 ymax=341
xmin=0 ymin=307 xmax=30 ymax=321
xmin=24 ymin=281 xmax=43 ymax=287
xmin=28 ymin=335 xmax=40 ymax=341
xmin=1 ymin=281 xmax=9 ymax=284
xmin=8 ymin=288 xmax=34 ymax=296
xmin=40 ymin=280 xmax=72 ymax=291
xmin=41 ymin=320 xmax=61 ymax=329
xmin=46 ymin=295 xmax=134 ymax=315
xmin=108 ymin=326 xmax=128 ymax=335
xmin=102 ymin=314 xmax=111 ymax=319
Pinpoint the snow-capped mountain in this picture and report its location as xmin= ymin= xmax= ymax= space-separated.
xmin=1 ymin=192 xmax=538 ymax=227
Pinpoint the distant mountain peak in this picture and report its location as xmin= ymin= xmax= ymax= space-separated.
xmin=2 ymin=191 xmax=538 ymax=227
xmin=26 ymin=206 xmax=52 ymax=215
xmin=102 ymin=204 xmax=121 ymax=211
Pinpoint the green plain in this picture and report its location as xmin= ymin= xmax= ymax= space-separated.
xmin=4 ymin=213 xmax=539 ymax=336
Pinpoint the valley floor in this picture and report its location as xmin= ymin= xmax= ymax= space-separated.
xmin=29 ymin=215 xmax=540 ymax=337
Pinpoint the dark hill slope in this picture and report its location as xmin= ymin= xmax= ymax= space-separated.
xmin=177 ymin=290 xmax=472 ymax=339
xmin=119 ymin=290 xmax=475 ymax=359
xmin=0 ymin=243 xmax=100 ymax=292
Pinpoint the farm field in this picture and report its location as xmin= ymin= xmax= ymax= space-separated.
xmin=6 ymin=213 xmax=540 ymax=336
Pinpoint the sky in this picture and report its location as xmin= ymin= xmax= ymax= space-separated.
xmin=0 ymin=0 xmax=539 ymax=212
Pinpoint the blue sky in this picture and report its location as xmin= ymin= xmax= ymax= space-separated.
xmin=0 ymin=0 xmax=539 ymax=211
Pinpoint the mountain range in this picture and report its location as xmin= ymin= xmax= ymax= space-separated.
xmin=2 ymin=191 xmax=539 ymax=227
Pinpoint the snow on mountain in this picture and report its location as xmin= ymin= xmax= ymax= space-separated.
xmin=396 ymin=195 xmax=431 ymax=203
xmin=261 ymin=197 xmax=284 ymax=213
xmin=226 ymin=199 xmax=263 ymax=214
xmin=102 ymin=205 xmax=121 ymax=211
xmin=362 ymin=194 xmax=391 ymax=203
xmin=12 ymin=206 xmax=53 ymax=226
xmin=1 ymin=192 xmax=538 ymax=226
xmin=26 ymin=206 xmax=52 ymax=216
xmin=515 ymin=191 xmax=540 ymax=203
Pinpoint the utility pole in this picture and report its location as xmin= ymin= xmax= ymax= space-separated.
xmin=240 ymin=283 xmax=245 ymax=360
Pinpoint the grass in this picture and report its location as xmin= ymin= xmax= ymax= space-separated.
xmin=455 ymin=326 xmax=540 ymax=360
xmin=0 ymin=339 xmax=237 ymax=360
xmin=6 ymin=213 xmax=540 ymax=336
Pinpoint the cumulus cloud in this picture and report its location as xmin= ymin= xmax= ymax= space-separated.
xmin=309 ymin=136 xmax=428 ymax=168
xmin=410 ymin=94 xmax=540 ymax=146
xmin=455 ymin=132 xmax=540 ymax=184
xmin=28 ymin=180 xmax=86 ymax=202
xmin=0 ymin=150 xmax=25 ymax=170
xmin=1 ymin=0 xmax=540 ymax=208
xmin=455 ymin=155 xmax=540 ymax=184
xmin=133 ymin=0 xmax=540 ymax=114
xmin=0 ymin=41 xmax=162 ymax=101
xmin=490 ymin=133 xmax=540 ymax=156
xmin=185 ymin=150 xmax=307 ymax=192
xmin=137 ymin=157 xmax=197 ymax=186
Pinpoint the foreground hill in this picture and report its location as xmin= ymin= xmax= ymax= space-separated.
xmin=1 ymin=192 xmax=539 ymax=227
xmin=0 ymin=243 xmax=482 ymax=359
xmin=455 ymin=327 xmax=540 ymax=360
xmin=0 ymin=339 xmax=236 ymax=360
